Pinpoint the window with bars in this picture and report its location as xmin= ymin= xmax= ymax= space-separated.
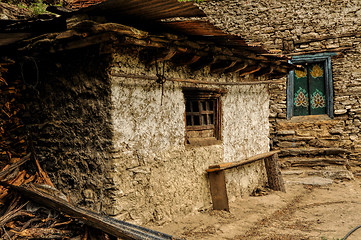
xmin=183 ymin=89 xmax=222 ymax=145
xmin=287 ymin=53 xmax=334 ymax=119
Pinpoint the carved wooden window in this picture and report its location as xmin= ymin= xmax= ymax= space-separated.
xmin=184 ymin=89 xmax=222 ymax=145
xmin=287 ymin=53 xmax=334 ymax=119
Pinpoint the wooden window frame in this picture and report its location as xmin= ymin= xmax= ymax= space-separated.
xmin=287 ymin=53 xmax=335 ymax=119
xmin=183 ymin=88 xmax=223 ymax=146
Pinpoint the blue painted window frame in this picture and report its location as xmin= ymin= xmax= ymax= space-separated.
xmin=287 ymin=53 xmax=336 ymax=119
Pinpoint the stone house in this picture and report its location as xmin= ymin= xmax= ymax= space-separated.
xmin=1 ymin=1 xmax=291 ymax=224
xmin=197 ymin=0 xmax=361 ymax=180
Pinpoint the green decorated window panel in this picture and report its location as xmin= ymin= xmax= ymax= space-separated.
xmin=287 ymin=53 xmax=334 ymax=119
xmin=293 ymin=62 xmax=326 ymax=116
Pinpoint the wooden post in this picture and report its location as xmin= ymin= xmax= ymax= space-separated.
xmin=264 ymin=153 xmax=286 ymax=192
xmin=208 ymin=170 xmax=229 ymax=211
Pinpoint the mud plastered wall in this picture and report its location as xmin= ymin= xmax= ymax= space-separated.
xmin=198 ymin=0 xmax=361 ymax=175
xmin=21 ymin=48 xmax=114 ymax=212
xmin=109 ymin=47 xmax=269 ymax=224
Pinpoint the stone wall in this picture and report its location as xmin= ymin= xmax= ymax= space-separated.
xmin=198 ymin=0 xmax=361 ymax=176
xmin=16 ymin=43 xmax=273 ymax=225
xmin=21 ymin=47 xmax=114 ymax=212
xmin=197 ymin=0 xmax=361 ymax=52
xmin=108 ymin=47 xmax=270 ymax=224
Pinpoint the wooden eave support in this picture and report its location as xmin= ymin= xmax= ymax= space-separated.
xmin=253 ymin=66 xmax=274 ymax=77
xmin=18 ymin=32 xmax=117 ymax=54
xmin=224 ymin=61 xmax=248 ymax=73
xmin=206 ymin=151 xmax=285 ymax=211
xmin=210 ymin=60 xmax=238 ymax=73
xmin=189 ymin=56 xmax=215 ymax=70
xmin=90 ymin=22 xmax=149 ymax=39
xmin=121 ymin=36 xmax=164 ymax=48
xmin=148 ymin=48 xmax=178 ymax=64
xmin=13 ymin=20 xmax=292 ymax=76
xmin=173 ymin=54 xmax=201 ymax=66
xmin=273 ymin=65 xmax=291 ymax=74
xmin=238 ymin=65 xmax=262 ymax=77
xmin=52 ymin=33 xmax=117 ymax=53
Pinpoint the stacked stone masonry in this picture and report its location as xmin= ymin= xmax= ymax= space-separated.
xmin=198 ymin=0 xmax=361 ymax=177
xmin=20 ymin=47 xmax=114 ymax=213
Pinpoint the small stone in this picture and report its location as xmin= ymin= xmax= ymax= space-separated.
xmin=329 ymin=129 xmax=343 ymax=135
xmin=335 ymin=109 xmax=347 ymax=115
xmin=277 ymin=130 xmax=295 ymax=135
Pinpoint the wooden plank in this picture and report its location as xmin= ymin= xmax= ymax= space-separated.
xmin=1 ymin=182 xmax=181 ymax=240
xmin=208 ymin=170 xmax=229 ymax=211
xmin=112 ymin=72 xmax=282 ymax=86
xmin=206 ymin=150 xmax=280 ymax=172
xmin=48 ymin=33 xmax=117 ymax=53
xmin=264 ymin=153 xmax=286 ymax=192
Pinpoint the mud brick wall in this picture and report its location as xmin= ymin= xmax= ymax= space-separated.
xmin=20 ymin=47 xmax=114 ymax=212
xmin=198 ymin=0 xmax=361 ymax=174
xmin=12 ymin=44 xmax=274 ymax=225
xmin=109 ymin=46 xmax=270 ymax=224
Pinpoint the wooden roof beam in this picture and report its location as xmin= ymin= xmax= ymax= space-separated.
xmin=238 ymin=65 xmax=262 ymax=77
xmin=225 ymin=62 xmax=246 ymax=73
xmin=210 ymin=60 xmax=238 ymax=73
xmin=253 ymin=66 xmax=274 ymax=77
xmin=148 ymin=48 xmax=178 ymax=64
xmin=189 ymin=56 xmax=215 ymax=71
xmin=172 ymin=54 xmax=201 ymax=66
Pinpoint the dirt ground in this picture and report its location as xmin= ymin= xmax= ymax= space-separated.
xmin=147 ymin=177 xmax=361 ymax=240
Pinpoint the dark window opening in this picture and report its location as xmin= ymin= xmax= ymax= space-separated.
xmin=183 ymin=89 xmax=222 ymax=145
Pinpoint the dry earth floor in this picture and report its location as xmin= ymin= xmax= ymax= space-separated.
xmin=147 ymin=177 xmax=361 ymax=240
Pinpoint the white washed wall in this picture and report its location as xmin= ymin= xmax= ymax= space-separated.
xmin=108 ymin=49 xmax=269 ymax=224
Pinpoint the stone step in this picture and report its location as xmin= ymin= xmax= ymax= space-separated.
xmin=280 ymin=157 xmax=348 ymax=168
xmin=282 ymin=168 xmax=354 ymax=180
xmin=279 ymin=147 xmax=349 ymax=157
xmin=285 ymin=176 xmax=333 ymax=186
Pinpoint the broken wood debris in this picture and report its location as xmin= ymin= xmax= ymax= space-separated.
xmin=0 ymin=60 xmax=103 ymax=239
xmin=1 ymin=182 xmax=182 ymax=240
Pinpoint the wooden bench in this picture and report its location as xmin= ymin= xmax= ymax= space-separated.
xmin=206 ymin=150 xmax=285 ymax=211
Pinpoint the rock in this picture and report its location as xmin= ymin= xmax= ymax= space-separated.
xmin=277 ymin=130 xmax=295 ymax=135
xmin=335 ymin=109 xmax=347 ymax=115
xmin=329 ymin=129 xmax=343 ymax=135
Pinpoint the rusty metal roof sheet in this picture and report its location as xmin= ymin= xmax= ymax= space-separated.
xmin=161 ymin=20 xmax=269 ymax=54
xmin=65 ymin=0 xmax=106 ymax=10
xmin=72 ymin=2 xmax=264 ymax=52
xmin=162 ymin=20 xmax=227 ymax=37
xmin=77 ymin=0 xmax=206 ymax=21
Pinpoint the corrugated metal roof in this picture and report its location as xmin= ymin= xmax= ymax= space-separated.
xmin=77 ymin=0 xmax=206 ymax=21
xmin=65 ymin=0 xmax=106 ymax=10
xmin=162 ymin=20 xmax=227 ymax=37
xmin=73 ymin=2 xmax=264 ymax=52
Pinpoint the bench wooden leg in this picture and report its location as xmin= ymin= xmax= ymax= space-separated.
xmin=208 ymin=170 xmax=229 ymax=211
xmin=264 ymin=153 xmax=286 ymax=192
